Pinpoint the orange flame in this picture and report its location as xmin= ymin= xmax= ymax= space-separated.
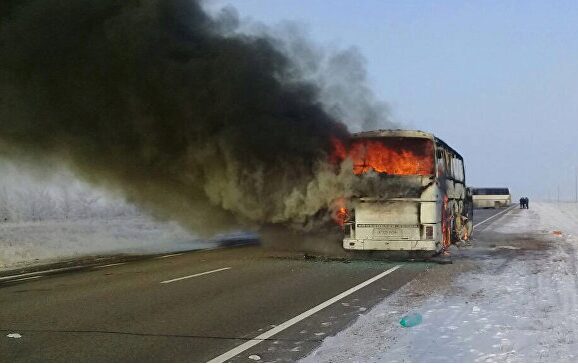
xmin=331 ymin=197 xmax=350 ymax=228
xmin=331 ymin=137 xmax=434 ymax=176
xmin=442 ymin=195 xmax=450 ymax=249
xmin=336 ymin=207 xmax=348 ymax=226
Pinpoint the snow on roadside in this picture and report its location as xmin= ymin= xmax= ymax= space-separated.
xmin=0 ymin=216 xmax=219 ymax=271
xmin=0 ymin=161 xmax=258 ymax=271
xmin=303 ymin=202 xmax=578 ymax=362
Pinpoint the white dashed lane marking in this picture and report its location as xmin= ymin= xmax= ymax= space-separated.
xmin=155 ymin=253 xmax=184 ymax=259
xmin=160 ymin=267 xmax=232 ymax=284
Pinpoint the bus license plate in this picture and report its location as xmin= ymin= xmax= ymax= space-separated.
xmin=374 ymin=227 xmax=402 ymax=237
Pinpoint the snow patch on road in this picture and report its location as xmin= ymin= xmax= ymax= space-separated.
xmin=303 ymin=202 xmax=578 ymax=362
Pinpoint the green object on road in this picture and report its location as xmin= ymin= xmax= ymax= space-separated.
xmin=400 ymin=313 xmax=422 ymax=327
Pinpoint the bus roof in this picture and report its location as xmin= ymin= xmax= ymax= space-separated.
xmin=352 ymin=129 xmax=463 ymax=160
xmin=352 ymin=129 xmax=434 ymax=139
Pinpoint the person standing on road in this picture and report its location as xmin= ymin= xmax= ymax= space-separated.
xmin=520 ymin=197 xmax=525 ymax=209
xmin=525 ymin=197 xmax=530 ymax=209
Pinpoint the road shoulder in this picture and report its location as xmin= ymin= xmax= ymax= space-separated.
xmin=303 ymin=204 xmax=566 ymax=362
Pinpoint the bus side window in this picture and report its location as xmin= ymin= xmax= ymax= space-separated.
xmin=453 ymin=158 xmax=464 ymax=181
xmin=445 ymin=152 xmax=452 ymax=177
xmin=436 ymin=149 xmax=445 ymax=176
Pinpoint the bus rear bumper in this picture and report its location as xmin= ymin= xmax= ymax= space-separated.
xmin=343 ymin=238 xmax=438 ymax=251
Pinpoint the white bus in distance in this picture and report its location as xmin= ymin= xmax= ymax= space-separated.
xmin=471 ymin=188 xmax=512 ymax=208
xmin=337 ymin=130 xmax=473 ymax=255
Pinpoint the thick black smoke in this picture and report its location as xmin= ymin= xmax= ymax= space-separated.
xmin=0 ymin=0 xmax=357 ymax=234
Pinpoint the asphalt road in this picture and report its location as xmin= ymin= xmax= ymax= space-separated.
xmin=0 ymin=207 xmax=513 ymax=362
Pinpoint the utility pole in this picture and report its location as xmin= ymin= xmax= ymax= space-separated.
xmin=574 ymin=167 xmax=578 ymax=203
xmin=558 ymin=184 xmax=560 ymax=203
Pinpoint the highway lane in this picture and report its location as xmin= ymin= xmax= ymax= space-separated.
xmin=0 ymin=207 xmax=511 ymax=362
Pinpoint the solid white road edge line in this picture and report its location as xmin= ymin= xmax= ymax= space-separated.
xmin=160 ymin=267 xmax=231 ymax=284
xmin=474 ymin=204 xmax=518 ymax=229
xmin=1 ymin=261 xmax=131 ymax=281
xmin=0 ymin=266 xmax=88 ymax=282
xmin=9 ymin=276 xmax=42 ymax=282
xmin=207 ymin=265 xmax=403 ymax=363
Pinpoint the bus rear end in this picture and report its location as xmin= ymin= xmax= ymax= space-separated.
xmin=339 ymin=132 xmax=443 ymax=253
xmin=345 ymin=190 xmax=440 ymax=252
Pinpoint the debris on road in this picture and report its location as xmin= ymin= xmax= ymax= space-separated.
xmin=6 ymin=333 xmax=22 ymax=339
xmin=400 ymin=313 xmax=422 ymax=327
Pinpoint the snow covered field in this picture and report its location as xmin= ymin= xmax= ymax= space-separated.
xmin=303 ymin=202 xmax=578 ymax=362
xmin=0 ymin=216 xmax=220 ymax=271
xmin=0 ymin=161 xmax=258 ymax=272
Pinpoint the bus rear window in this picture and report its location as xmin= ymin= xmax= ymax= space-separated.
xmin=473 ymin=188 xmax=510 ymax=195
xmin=334 ymin=137 xmax=435 ymax=176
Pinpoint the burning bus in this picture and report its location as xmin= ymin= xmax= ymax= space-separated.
xmin=334 ymin=130 xmax=473 ymax=254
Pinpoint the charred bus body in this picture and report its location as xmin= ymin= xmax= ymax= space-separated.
xmin=340 ymin=130 xmax=473 ymax=254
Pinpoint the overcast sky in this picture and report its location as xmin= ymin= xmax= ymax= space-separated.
xmin=209 ymin=0 xmax=578 ymax=200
